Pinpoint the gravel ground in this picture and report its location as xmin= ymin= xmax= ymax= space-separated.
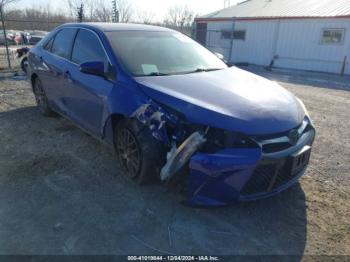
xmin=0 ymin=69 xmax=349 ymax=257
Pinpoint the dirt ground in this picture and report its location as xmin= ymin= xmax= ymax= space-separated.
xmin=0 ymin=68 xmax=349 ymax=257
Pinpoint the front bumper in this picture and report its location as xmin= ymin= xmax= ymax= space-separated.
xmin=186 ymin=123 xmax=315 ymax=206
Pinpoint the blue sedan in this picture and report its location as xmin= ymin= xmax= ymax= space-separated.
xmin=28 ymin=23 xmax=315 ymax=206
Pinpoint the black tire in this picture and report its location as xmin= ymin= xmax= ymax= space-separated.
xmin=20 ymin=57 xmax=28 ymax=74
xmin=33 ymin=77 xmax=56 ymax=117
xmin=115 ymin=119 xmax=166 ymax=184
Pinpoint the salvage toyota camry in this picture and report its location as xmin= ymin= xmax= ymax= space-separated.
xmin=28 ymin=23 xmax=315 ymax=206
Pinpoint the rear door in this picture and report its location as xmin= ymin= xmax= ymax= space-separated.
xmin=40 ymin=28 xmax=77 ymax=114
xmin=63 ymin=28 xmax=114 ymax=136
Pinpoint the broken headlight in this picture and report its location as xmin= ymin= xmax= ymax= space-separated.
xmin=160 ymin=131 xmax=207 ymax=181
xmin=160 ymin=125 xmax=260 ymax=182
xmin=202 ymin=128 xmax=258 ymax=153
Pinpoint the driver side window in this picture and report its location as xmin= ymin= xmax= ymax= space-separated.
xmin=71 ymin=29 xmax=108 ymax=65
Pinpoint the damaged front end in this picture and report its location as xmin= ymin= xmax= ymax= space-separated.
xmin=132 ymin=101 xmax=315 ymax=206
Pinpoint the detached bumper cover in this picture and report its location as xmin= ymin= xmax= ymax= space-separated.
xmin=186 ymin=126 xmax=315 ymax=206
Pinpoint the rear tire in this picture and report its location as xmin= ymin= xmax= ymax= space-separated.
xmin=33 ymin=77 xmax=56 ymax=117
xmin=115 ymin=119 xmax=166 ymax=184
xmin=20 ymin=57 xmax=28 ymax=74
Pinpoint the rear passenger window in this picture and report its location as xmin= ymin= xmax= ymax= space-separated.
xmin=44 ymin=37 xmax=54 ymax=51
xmin=51 ymin=28 xmax=77 ymax=59
xmin=71 ymin=29 xmax=108 ymax=64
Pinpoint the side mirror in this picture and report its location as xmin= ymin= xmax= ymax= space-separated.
xmin=80 ymin=61 xmax=106 ymax=78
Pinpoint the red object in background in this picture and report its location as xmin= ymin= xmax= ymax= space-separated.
xmin=14 ymin=34 xmax=22 ymax=45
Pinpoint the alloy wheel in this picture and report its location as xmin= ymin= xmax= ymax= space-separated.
xmin=116 ymin=128 xmax=142 ymax=178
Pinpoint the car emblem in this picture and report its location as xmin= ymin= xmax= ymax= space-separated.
xmin=288 ymin=129 xmax=299 ymax=145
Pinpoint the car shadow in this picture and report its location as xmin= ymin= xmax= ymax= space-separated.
xmin=0 ymin=106 xmax=306 ymax=258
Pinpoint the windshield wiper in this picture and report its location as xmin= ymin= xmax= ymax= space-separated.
xmin=142 ymin=68 xmax=223 ymax=76
xmin=204 ymin=68 xmax=223 ymax=72
xmin=145 ymin=72 xmax=169 ymax=76
xmin=184 ymin=68 xmax=223 ymax=74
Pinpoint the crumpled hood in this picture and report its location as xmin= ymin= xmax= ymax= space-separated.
xmin=135 ymin=67 xmax=305 ymax=135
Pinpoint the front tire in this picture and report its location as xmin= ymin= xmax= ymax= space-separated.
xmin=33 ymin=77 xmax=55 ymax=117
xmin=115 ymin=119 xmax=165 ymax=184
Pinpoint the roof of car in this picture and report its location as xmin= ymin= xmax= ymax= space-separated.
xmin=63 ymin=23 xmax=173 ymax=32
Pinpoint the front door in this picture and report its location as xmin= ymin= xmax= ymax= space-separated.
xmin=63 ymin=28 xmax=114 ymax=136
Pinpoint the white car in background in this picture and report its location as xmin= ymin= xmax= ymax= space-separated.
xmin=25 ymin=31 xmax=48 ymax=45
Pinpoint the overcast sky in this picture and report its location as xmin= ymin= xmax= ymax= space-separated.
xmin=12 ymin=0 xmax=241 ymax=21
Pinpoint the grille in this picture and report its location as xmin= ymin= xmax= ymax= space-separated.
xmin=241 ymin=160 xmax=300 ymax=196
xmin=273 ymin=162 xmax=296 ymax=189
xmin=256 ymin=119 xmax=310 ymax=154
xmin=240 ymin=164 xmax=276 ymax=195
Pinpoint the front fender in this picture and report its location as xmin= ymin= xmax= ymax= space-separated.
xmin=100 ymin=79 xmax=148 ymax=143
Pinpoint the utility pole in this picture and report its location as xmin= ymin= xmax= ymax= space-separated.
xmin=224 ymin=0 xmax=231 ymax=8
xmin=0 ymin=4 xmax=11 ymax=69
xmin=112 ymin=0 xmax=119 ymax=23
xmin=77 ymin=3 xmax=84 ymax=22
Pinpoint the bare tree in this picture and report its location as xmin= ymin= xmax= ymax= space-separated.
xmin=67 ymin=0 xmax=133 ymax=23
xmin=164 ymin=5 xmax=194 ymax=31
xmin=116 ymin=0 xmax=133 ymax=23
xmin=0 ymin=0 xmax=19 ymax=8
xmin=84 ymin=0 xmax=97 ymax=21
xmin=5 ymin=7 xmax=72 ymax=31
xmin=77 ymin=3 xmax=84 ymax=22
xmin=136 ymin=9 xmax=155 ymax=24
xmin=67 ymin=0 xmax=82 ymax=19
xmin=94 ymin=0 xmax=112 ymax=22
xmin=68 ymin=0 xmax=97 ymax=22
xmin=67 ymin=0 xmax=98 ymax=21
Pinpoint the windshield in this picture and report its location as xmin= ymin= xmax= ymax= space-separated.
xmin=106 ymin=31 xmax=227 ymax=76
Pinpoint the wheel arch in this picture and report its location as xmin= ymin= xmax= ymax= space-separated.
xmin=102 ymin=112 xmax=126 ymax=147
xmin=111 ymin=113 xmax=125 ymax=131
xmin=20 ymin=56 xmax=28 ymax=73
xmin=30 ymin=73 xmax=38 ymax=92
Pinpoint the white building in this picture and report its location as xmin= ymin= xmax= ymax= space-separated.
xmin=194 ymin=0 xmax=350 ymax=75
